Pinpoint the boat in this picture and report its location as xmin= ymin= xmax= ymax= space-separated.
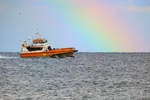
xmin=20 ymin=32 xmax=78 ymax=58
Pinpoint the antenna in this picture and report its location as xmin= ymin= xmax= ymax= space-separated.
xmin=28 ymin=36 xmax=31 ymax=40
xmin=35 ymin=28 xmax=42 ymax=39
xmin=36 ymin=28 xmax=40 ymax=33
xmin=32 ymin=34 xmax=34 ymax=40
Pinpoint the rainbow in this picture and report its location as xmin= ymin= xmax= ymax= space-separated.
xmin=41 ymin=0 xmax=146 ymax=52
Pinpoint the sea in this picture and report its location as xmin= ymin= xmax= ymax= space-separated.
xmin=0 ymin=52 xmax=150 ymax=100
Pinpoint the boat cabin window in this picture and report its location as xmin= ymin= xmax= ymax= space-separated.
xmin=27 ymin=47 xmax=43 ymax=51
xmin=33 ymin=40 xmax=47 ymax=44
xmin=48 ymin=46 xmax=52 ymax=50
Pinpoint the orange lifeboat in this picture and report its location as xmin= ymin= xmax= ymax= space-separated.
xmin=20 ymin=32 xmax=78 ymax=58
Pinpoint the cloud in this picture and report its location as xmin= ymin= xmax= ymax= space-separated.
xmin=128 ymin=6 xmax=150 ymax=12
xmin=128 ymin=0 xmax=150 ymax=12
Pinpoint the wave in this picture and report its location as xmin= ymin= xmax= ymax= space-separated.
xmin=0 ymin=55 xmax=18 ymax=59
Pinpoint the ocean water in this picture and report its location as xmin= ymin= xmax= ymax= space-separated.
xmin=0 ymin=52 xmax=150 ymax=100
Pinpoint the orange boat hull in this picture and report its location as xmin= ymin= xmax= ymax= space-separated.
xmin=20 ymin=48 xmax=77 ymax=58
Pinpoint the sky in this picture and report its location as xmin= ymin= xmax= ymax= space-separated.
xmin=0 ymin=0 xmax=150 ymax=52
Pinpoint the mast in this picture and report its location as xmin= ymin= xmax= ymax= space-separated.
xmin=35 ymin=28 xmax=42 ymax=39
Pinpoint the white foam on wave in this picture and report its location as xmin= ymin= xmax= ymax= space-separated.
xmin=0 ymin=55 xmax=18 ymax=59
